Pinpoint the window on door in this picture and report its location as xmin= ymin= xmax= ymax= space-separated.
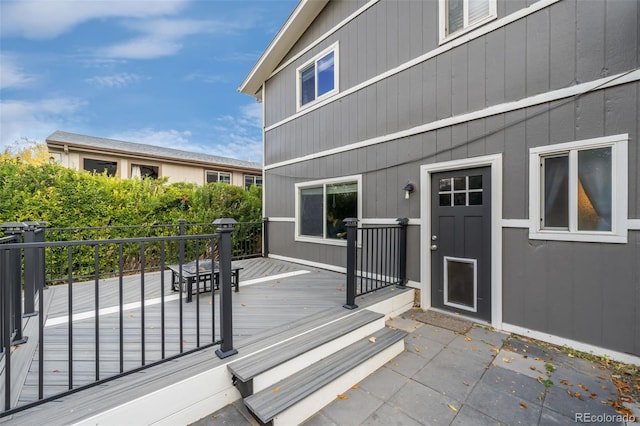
xmin=529 ymin=135 xmax=628 ymax=243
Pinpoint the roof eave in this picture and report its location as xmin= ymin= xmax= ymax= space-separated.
xmin=238 ymin=0 xmax=329 ymax=100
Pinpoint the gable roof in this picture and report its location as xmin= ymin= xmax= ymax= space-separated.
xmin=238 ymin=0 xmax=329 ymax=100
xmin=46 ymin=130 xmax=261 ymax=171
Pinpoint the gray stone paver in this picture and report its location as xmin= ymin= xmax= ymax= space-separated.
xmin=310 ymin=314 xmax=630 ymax=426
xmin=206 ymin=309 xmax=632 ymax=426
xmin=320 ymin=386 xmax=385 ymax=426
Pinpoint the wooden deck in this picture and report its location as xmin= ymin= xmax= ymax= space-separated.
xmin=10 ymin=258 xmax=349 ymax=407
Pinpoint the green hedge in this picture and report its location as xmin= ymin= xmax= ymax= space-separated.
xmin=0 ymin=159 xmax=262 ymax=227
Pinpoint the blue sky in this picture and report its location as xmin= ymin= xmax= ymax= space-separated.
xmin=0 ymin=0 xmax=298 ymax=163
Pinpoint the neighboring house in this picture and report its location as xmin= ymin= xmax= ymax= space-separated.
xmin=46 ymin=130 xmax=263 ymax=189
xmin=240 ymin=0 xmax=639 ymax=363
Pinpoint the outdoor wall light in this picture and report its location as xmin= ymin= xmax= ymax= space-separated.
xmin=403 ymin=182 xmax=415 ymax=199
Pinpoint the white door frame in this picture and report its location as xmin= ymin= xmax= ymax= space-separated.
xmin=420 ymin=154 xmax=503 ymax=328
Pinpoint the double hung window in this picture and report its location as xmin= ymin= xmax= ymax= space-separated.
xmin=297 ymin=43 xmax=338 ymax=110
xmin=296 ymin=176 xmax=360 ymax=243
xmin=529 ymin=135 xmax=628 ymax=243
xmin=206 ymin=171 xmax=231 ymax=184
xmin=244 ymin=174 xmax=263 ymax=190
xmin=440 ymin=0 xmax=496 ymax=42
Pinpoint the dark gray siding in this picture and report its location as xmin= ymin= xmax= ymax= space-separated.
xmin=261 ymin=0 xmax=640 ymax=356
xmin=503 ymin=228 xmax=640 ymax=356
xmin=264 ymin=0 xmax=638 ymax=161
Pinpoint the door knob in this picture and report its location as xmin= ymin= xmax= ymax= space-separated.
xmin=430 ymin=244 xmax=438 ymax=251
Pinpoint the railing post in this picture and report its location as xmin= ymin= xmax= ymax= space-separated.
xmin=22 ymin=222 xmax=40 ymax=317
xmin=0 ymin=223 xmax=28 ymax=345
xmin=262 ymin=217 xmax=269 ymax=258
xmin=396 ymin=218 xmax=409 ymax=289
xmin=213 ymin=218 xmax=238 ymax=359
xmin=343 ymin=218 xmax=359 ymax=310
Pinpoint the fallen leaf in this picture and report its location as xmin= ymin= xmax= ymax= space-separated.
xmin=369 ymin=337 xmax=377 ymax=343
xmin=464 ymin=337 xmax=472 ymax=342
xmin=590 ymin=393 xmax=598 ymax=400
xmin=463 ymin=381 xmax=470 ymax=387
xmin=578 ymin=384 xmax=588 ymax=391
xmin=414 ymin=347 xmax=420 ymax=353
xmin=530 ymin=365 xmax=537 ymax=371
xmin=273 ymin=387 xmax=280 ymax=393
xmin=560 ymin=379 xmax=572 ymax=386
xmin=128 ymin=314 xmax=134 ymax=319
xmin=241 ymin=303 xmax=247 ymax=307
xmin=490 ymin=348 xmax=500 ymax=353
xmin=447 ymin=404 xmax=458 ymax=412
xmin=519 ymin=402 xmax=528 ymax=409
xmin=52 ymin=369 xmax=60 ymax=373
xmin=352 ymin=385 xmax=360 ymax=390
xmin=337 ymin=394 xmax=348 ymax=400
xmin=502 ymin=357 xmax=513 ymax=363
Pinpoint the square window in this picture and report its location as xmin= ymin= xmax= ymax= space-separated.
xmin=296 ymin=176 xmax=360 ymax=243
xmin=529 ymin=135 xmax=627 ymax=243
xmin=297 ymin=44 xmax=339 ymax=109
xmin=440 ymin=0 xmax=496 ymax=42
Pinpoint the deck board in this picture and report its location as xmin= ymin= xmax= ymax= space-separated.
xmin=9 ymin=258 xmax=350 ymax=409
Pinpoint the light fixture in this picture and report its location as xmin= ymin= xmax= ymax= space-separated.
xmin=403 ymin=182 xmax=415 ymax=199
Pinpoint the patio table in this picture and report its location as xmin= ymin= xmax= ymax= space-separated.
xmin=168 ymin=259 xmax=241 ymax=302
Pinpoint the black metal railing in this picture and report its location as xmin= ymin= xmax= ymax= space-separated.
xmin=0 ymin=219 xmax=238 ymax=417
xmin=44 ymin=220 xmax=263 ymax=284
xmin=344 ymin=218 xmax=408 ymax=309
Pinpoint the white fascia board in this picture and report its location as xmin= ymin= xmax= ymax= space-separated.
xmin=238 ymin=0 xmax=329 ymax=99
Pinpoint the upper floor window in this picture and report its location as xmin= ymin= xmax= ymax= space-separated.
xmin=440 ymin=0 xmax=496 ymax=42
xmin=297 ymin=43 xmax=339 ymax=110
xmin=244 ymin=174 xmax=263 ymax=190
xmin=206 ymin=170 xmax=231 ymax=184
xmin=529 ymin=135 xmax=628 ymax=243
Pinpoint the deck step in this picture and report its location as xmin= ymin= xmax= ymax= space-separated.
xmin=244 ymin=327 xmax=406 ymax=426
xmin=228 ymin=309 xmax=385 ymax=397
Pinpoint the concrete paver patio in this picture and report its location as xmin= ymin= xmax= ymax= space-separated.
xmin=202 ymin=310 xmax=635 ymax=425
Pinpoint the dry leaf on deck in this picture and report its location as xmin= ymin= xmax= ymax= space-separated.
xmin=337 ymin=394 xmax=348 ymax=400
xmin=519 ymin=402 xmax=528 ymax=409
xmin=352 ymin=385 xmax=360 ymax=390
xmin=464 ymin=337 xmax=472 ymax=342
xmin=273 ymin=387 xmax=280 ymax=393
xmin=447 ymin=404 xmax=458 ymax=412
xmin=368 ymin=337 xmax=377 ymax=343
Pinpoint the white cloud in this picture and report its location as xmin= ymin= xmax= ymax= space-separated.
xmin=101 ymin=18 xmax=246 ymax=60
xmin=85 ymin=72 xmax=142 ymax=88
xmin=0 ymin=97 xmax=87 ymax=150
xmin=0 ymin=54 xmax=37 ymax=89
xmin=0 ymin=0 xmax=188 ymax=39
xmin=209 ymin=102 xmax=263 ymax=163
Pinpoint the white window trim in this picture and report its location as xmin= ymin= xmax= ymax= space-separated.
xmin=438 ymin=0 xmax=497 ymax=44
xmin=206 ymin=170 xmax=231 ymax=184
xmin=296 ymin=42 xmax=339 ymax=112
xmin=529 ymin=134 xmax=628 ymax=244
xmin=294 ymin=174 xmax=362 ymax=246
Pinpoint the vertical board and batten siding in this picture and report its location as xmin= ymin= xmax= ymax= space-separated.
xmin=261 ymin=0 xmax=640 ymax=356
